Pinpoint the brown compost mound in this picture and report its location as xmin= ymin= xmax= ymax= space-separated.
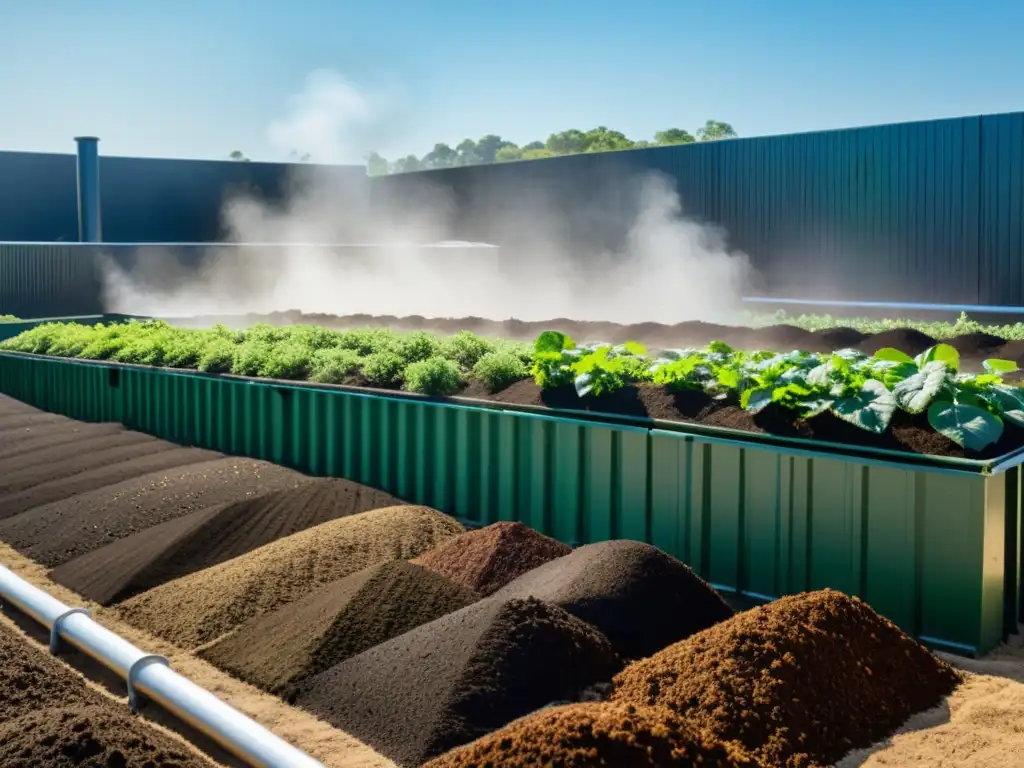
xmin=492 ymin=539 xmax=733 ymax=660
xmin=423 ymin=702 xmax=761 ymax=768
xmin=0 ymin=457 xmax=305 ymax=567
xmin=0 ymin=420 xmax=125 ymax=461
xmin=0 ymin=705 xmax=214 ymax=768
xmin=611 ymin=589 xmax=962 ymax=768
xmin=119 ymin=504 xmax=464 ymax=649
xmin=0 ymin=393 xmax=40 ymax=417
xmin=52 ymin=476 xmax=400 ymax=605
xmin=201 ymin=559 xmax=478 ymax=697
xmin=0 ymin=622 xmax=211 ymax=767
xmin=0 ymin=444 xmax=226 ymax=523
xmin=411 ymin=521 xmax=571 ymax=596
xmin=295 ymin=596 xmax=623 ymax=768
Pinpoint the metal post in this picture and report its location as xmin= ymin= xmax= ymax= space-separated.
xmin=74 ymin=136 xmax=102 ymax=242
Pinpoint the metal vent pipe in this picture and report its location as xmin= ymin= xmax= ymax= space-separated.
xmin=74 ymin=136 xmax=102 ymax=242
xmin=0 ymin=564 xmax=324 ymax=768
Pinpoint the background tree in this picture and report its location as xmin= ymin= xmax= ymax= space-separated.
xmin=654 ymin=128 xmax=695 ymax=145
xmin=365 ymin=152 xmax=389 ymax=176
xmin=229 ymin=150 xmax=250 ymax=162
xmin=695 ymin=120 xmax=737 ymax=141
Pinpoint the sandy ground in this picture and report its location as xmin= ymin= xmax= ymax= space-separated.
xmin=0 ymin=541 xmax=396 ymax=768
xmin=836 ymin=635 xmax=1024 ymax=767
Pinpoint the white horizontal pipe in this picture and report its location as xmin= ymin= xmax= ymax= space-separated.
xmin=0 ymin=564 xmax=324 ymax=768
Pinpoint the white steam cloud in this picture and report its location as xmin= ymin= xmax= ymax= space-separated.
xmin=100 ymin=71 xmax=755 ymax=327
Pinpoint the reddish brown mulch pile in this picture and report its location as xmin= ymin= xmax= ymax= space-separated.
xmin=295 ymin=596 xmax=622 ymax=767
xmin=611 ymin=589 xmax=962 ymax=768
xmin=201 ymin=560 xmax=478 ymax=697
xmin=423 ymin=702 xmax=761 ymax=768
xmin=411 ymin=521 xmax=571 ymax=596
xmin=51 ymin=476 xmax=400 ymax=605
xmin=493 ymin=539 xmax=733 ymax=660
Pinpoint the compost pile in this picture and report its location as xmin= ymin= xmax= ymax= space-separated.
xmin=51 ymin=476 xmax=400 ymax=605
xmin=0 ymin=456 xmax=305 ymax=567
xmin=200 ymin=560 xmax=478 ymax=697
xmin=118 ymin=505 xmax=464 ymax=649
xmin=611 ymin=589 xmax=962 ymax=767
xmin=0 ymin=622 xmax=211 ymax=767
xmin=412 ymin=520 xmax=571 ymax=596
xmin=493 ymin=539 xmax=734 ymax=659
xmin=295 ymin=596 xmax=622 ymax=767
xmin=423 ymin=702 xmax=762 ymax=768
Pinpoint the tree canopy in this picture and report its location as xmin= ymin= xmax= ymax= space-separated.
xmin=364 ymin=120 xmax=737 ymax=175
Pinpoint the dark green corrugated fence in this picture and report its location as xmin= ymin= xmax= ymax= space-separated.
xmin=0 ymin=352 xmax=1019 ymax=656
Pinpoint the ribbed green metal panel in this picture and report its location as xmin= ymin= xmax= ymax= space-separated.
xmin=0 ymin=353 xmax=1017 ymax=656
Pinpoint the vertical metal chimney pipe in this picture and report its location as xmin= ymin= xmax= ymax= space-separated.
xmin=74 ymin=136 xmax=102 ymax=242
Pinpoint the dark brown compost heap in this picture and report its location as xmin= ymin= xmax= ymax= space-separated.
xmin=51 ymin=476 xmax=400 ymax=605
xmin=492 ymin=539 xmax=733 ymax=659
xmin=411 ymin=520 xmax=571 ymax=596
xmin=0 ymin=457 xmax=305 ymax=566
xmin=295 ymin=596 xmax=622 ymax=767
xmin=423 ymin=702 xmax=761 ymax=768
xmin=118 ymin=505 xmax=464 ymax=649
xmin=0 ymin=621 xmax=211 ymax=767
xmin=201 ymin=560 xmax=478 ymax=697
xmin=611 ymin=589 xmax=962 ymax=768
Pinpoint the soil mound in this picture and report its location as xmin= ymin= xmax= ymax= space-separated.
xmin=295 ymin=596 xmax=622 ymax=767
xmin=0 ymin=705 xmax=214 ymax=768
xmin=0 ymin=444 xmax=225 ymax=523
xmin=814 ymin=326 xmax=868 ymax=350
xmin=52 ymin=476 xmax=400 ymax=605
xmin=119 ymin=505 xmax=464 ymax=649
xmin=423 ymin=702 xmax=761 ymax=768
xmin=0 ymin=457 xmax=305 ymax=567
xmin=493 ymin=539 xmax=733 ymax=660
xmin=1 ymin=621 xmax=89 ymax=719
xmin=0 ymin=411 xmax=66 ymax=433
xmin=856 ymin=328 xmax=937 ymax=357
xmin=611 ymin=589 xmax=961 ymax=768
xmin=947 ymin=330 xmax=1008 ymax=356
xmin=201 ymin=560 xmax=478 ymax=696
xmin=0 ymin=420 xmax=124 ymax=461
xmin=412 ymin=521 xmax=571 ymax=596
xmin=0 ymin=394 xmax=38 ymax=416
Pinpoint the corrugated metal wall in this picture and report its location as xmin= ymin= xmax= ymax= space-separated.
xmin=0 ymin=151 xmax=366 ymax=243
xmin=370 ymin=112 xmax=1024 ymax=305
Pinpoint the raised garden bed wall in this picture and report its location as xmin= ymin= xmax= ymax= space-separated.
xmin=0 ymin=242 xmax=500 ymax=319
xmin=0 ymin=351 xmax=1019 ymax=657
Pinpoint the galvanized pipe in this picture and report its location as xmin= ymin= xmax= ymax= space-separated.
xmin=74 ymin=136 xmax=102 ymax=242
xmin=0 ymin=565 xmax=324 ymax=768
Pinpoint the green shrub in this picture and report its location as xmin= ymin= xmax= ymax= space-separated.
xmin=404 ymin=356 xmax=464 ymax=396
xmin=259 ymin=342 xmax=311 ymax=380
xmin=197 ymin=338 xmax=236 ymax=373
xmin=283 ymin=324 xmax=339 ymax=350
xmin=0 ymin=315 xmax=18 ymax=323
xmin=231 ymin=341 xmax=273 ymax=377
xmin=438 ymin=331 xmax=495 ymax=369
xmin=336 ymin=328 xmax=399 ymax=355
xmin=395 ymin=331 xmax=439 ymax=364
xmin=242 ymin=323 xmax=292 ymax=345
xmin=360 ymin=351 xmax=406 ymax=387
xmin=472 ymin=351 xmax=528 ymax=392
xmin=492 ymin=339 xmax=534 ymax=366
xmin=309 ymin=348 xmax=363 ymax=384
xmin=1 ymin=322 xmax=72 ymax=354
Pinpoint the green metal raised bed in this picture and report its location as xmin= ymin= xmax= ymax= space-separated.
xmin=0 ymin=350 xmax=1019 ymax=657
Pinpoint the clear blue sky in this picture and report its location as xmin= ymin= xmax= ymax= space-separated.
xmin=2 ymin=0 xmax=1022 ymax=164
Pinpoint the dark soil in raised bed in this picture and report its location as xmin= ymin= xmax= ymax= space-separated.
xmin=51 ymin=477 xmax=401 ymax=605
xmin=294 ymin=596 xmax=623 ymax=768
xmin=492 ymin=540 xmax=734 ymax=661
xmin=200 ymin=560 xmax=478 ymax=698
xmin=411 ymin=521 xmax=571 ymax=597
xmin=0 ymin=457 xmax=305 ymax=566
xmin=422 ymin=702 xmax=761 ymax=768
xmin=0 ymin=622 xmax=213 ymax=767
xmin=611 ymin=589 xmax=961 ymax=768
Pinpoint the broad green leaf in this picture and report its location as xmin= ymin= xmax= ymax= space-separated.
xmin=716 ymin=367 xmax=740 ymax=388
xmin=915 ymin=344 xmax=960 ymax=372
xmin=535 ymin=331 xmax=575 ymax=354
xmin=927 ymin=401 xmax=1003 ymax=452
xmin=872 ymin=347 xmax=915 ymax=364
xmin=832 ymin=379 xmax=896 ymax=434
xmin=806 ymin=363 xmax=831 ymax=387
xmin=983 ymin=358 xmax=1018 ymax=374
xmin=742 ymin=387 xmax=774 ymax=414
xmin=801 ymin=397 xmax=834 ymax=418
xmin=574 ymin=372 xmax=594 ymax=397
xmin=623 ymin=340 xmax=647 ymax=356
xmin=981 ymin=385 xmax=1024 ymax=416
xmin=892 ymin=361 xmax=949 ymax=414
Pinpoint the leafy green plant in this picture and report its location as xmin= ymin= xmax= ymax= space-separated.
xmin=197 ymin=338 xmax=236 ymax=373
xmin=531 ymin=331 xmax=579 ymax=389
xmin=231 ymin=341 xmax=273 ymax=377
xmin=308 ymin=348 xmax=363 ymax=384
xmin=0 ymin=315 xmax=18 ymax=323
xmin=404 ymin=356 xmax=464 ymax=395
xmin=335 ymin=327 xmax=400 ymax=355
xmin=360 ymin=351 xmax=406 ymax=387
xmin=572 ymin=341 xmax=648 ymax=397
xmin=395 ymin=331 xmax=440 ymax=364
xmin=259 ymin=342 xmax=311 ymax=380
xmin=438 ymin=331 xmax=496 ymax=369
xmin=473 ymin=351 xmax=528 ymax=392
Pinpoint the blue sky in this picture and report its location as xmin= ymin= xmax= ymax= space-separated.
xmin=2 ymin=0 xmax=1023 ymax=164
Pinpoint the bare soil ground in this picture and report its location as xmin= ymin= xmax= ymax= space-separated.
xmin=117 ymin=505 xmax=465 ymax=649
xmin=51 ymin=477 xmax=401 ymax=605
